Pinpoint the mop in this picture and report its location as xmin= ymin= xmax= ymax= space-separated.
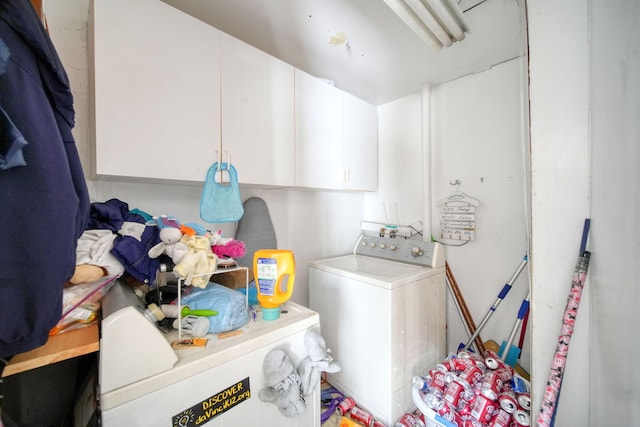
xmin=462 ymin=254 xmax=529 ymax=350
xmin=537 ymin=219 xmax=591 ymax=427
xmin=498 ymin=291 xmax=530 ymax=366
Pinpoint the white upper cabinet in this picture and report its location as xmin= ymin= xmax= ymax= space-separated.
xmin=295 ymin=69 xmax=378 ymax=191
xmin=342 ymin=92 xmax=378 ymax=191
xmin=294 ymin=69 xmax=344 ymax=190
xmin=220 ymin=34 xmax=295 ymax=187
xmin=92 ymin=0 xmax=221 ymax=182
xmin=92 ymin=0 xmax=376 ymax=190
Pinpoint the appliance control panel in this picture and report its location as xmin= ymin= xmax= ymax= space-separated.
xmin=353 ymin=233 xmax=445 ymax=268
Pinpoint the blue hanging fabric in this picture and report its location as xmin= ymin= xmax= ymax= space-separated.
xmin=200 ymin=162 xmax=244 ymax=223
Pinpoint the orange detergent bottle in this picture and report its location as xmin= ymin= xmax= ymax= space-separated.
xmin=253 ymin=249 xmax=295 ymax=320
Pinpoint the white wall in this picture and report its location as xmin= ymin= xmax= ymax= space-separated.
xmin=365 ymin=92 xmax=424 ymax=227
xmin=428 ymin=58 xmax=531 ymax=372
xmin=527 ymin=1 xmax=591 ymax=425
xmin=44 ymin=0 xmax=365 ymax=308
xmin=588 ymin=0 xmax=639 ymax=424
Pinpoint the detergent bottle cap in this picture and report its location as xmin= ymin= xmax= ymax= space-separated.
xmin=262 ymin=306 xmax=281 ymax=321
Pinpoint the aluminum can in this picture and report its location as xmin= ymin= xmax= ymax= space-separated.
xmin=444 ymin=371 xmax=459 ymax=384
xmin=437 ymin=402 xmax=462 ymax=426
xmin=424 ymin=391 xmax=444 ymax=410
xmin=444 ymin=380 xmax=473 ymax=411
xmin=483 ymin=350 xmax=505 ymax=370
xmin=350 ymin=406 xmax=375 ymax=427
xmin=493 ymin=367 xmax=513 ymax=383
xmin=497 ymin=391 xmax=518 ymax=413
xmin=470 ymin=393 xmax=498 ymax=423
xmin=429 ymin=369 xmax=448 ymax=393
xmin=336 ymin=396 xmax=356 ymax=416
xmin=413 ymin=375 xmax=430 ymax=391
xmin=458 ymin=350 xmax=487 ymax=369
xmin=373 ymin=421 xmax=387 ymax=427
xmin=395 ymin=412 xmax=424 ymax=427
xmin=459 ymin=365 xmax=484 ymax=388
xmin=487 ymin=408 xmax=512 ymax=427
xmin=512 ymin=409 xmax=531 ymax=426
xmin=480 ymin=371 xmax=503 ymax=400
xmin=463 ymin=419 xmax=484 ymax=427
xmin=449 ymin=356 xmax=470 ymax=371
xmin=516 ymin=392 xmax=531 ymax=411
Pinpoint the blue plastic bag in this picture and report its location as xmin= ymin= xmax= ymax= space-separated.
xmin=180 ymin=282 xmax=249 ymax=333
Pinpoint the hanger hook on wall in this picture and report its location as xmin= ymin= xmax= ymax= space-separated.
xmin=450 ymin=179 xmax=461 ymax=186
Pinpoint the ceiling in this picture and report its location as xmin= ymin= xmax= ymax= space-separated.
xmin=162 ymin=0 xmax=526 ymax=106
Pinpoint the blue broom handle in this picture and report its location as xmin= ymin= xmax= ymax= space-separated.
xmin=464 ymin=255 xmax=528 ymax=350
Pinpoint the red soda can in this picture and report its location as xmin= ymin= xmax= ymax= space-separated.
xmin=459 ymin=365 xmax=483 ymax=388
xmin=444 ymin=380 xmax=473 ymax=411
xmin=336 ymin=396 xmax=356 ymax=416
xmin=437 ymin=403 xmax=463 ymax=426
xmin=429 ymin=369 xmax=447 ymax=393
xmin=498 ymin=391 xmax=518 ymax=413
xmin=517 ymin=392 xmax=531 ymax=411
xmin=395 ymin=412 xmax=424 ymax=427
xmin=450 ymin=357 xmax=469 ymax=371
xmin=463 ymin=419 xmax=483 ymax=427
xmin=373 ymin=421 xmax=387 ymax=427
xmin=470 ymin=393 xmax=499 ymax=423
xmin=480 ymin=371 xmax=503 ymax=400
xmin=487 ymin=409 xmax=512 ymax=427
xmin=350 ymin=406 xmax=374 ymax=427
xmin=483 ymin=350 xmax=505 ymax=370
xmin=493 ymin=367 xmax=514 ymax=383
xmin=512 ymin=409 xmax=531 ymax=426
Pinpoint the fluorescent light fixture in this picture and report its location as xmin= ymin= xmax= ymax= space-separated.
xmin=383 ymin=0 xmax=471 ymax=52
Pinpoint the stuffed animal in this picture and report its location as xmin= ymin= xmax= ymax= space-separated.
xmin=173 ymin=235 xmax=217 ymax=288
xmin=258 ymin=348 xmax=306 ymax=417
xmin=297 ymin=328 xmax=341 ymax=396
xmin=209 ymin=229 xmax=246 ymax=259
xmin=147 ymin=216 xmax=189 ymax=264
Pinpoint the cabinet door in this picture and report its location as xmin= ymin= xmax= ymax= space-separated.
xmin=294 ymin=69 xmax=344 ymax=190
xmin=221 ymin=34 xmax=295 ymax=186
xmin=92 ymin=0 xmax=221 ymax=182
xmin=343 ymin=92 xmax=378 ymax=191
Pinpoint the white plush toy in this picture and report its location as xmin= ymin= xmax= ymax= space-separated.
xmin=147 ymin=215 xmax=188 ymax=264
xmin=297 ymin=328 xmax=341 ymax=396
xmin=258 ymin=348 xmax=306 ymax=417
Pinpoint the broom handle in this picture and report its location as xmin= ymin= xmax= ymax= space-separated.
xmin=446 ymin=262 xmax=485 ymax=354
xmin=464 ymin=255 xmax=528 ymax=350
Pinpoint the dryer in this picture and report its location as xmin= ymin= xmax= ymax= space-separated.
xmin=309 ymin=232 xmax=446 ymax=426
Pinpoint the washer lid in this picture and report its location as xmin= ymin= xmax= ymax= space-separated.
xmin=309 ymin=254 xmax=441 ymax=288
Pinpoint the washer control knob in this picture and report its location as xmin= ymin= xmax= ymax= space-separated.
xmin=390 ymin=245 xmax=397 ymax=251
xmin=411 ymin=246 xmax=424 ymax=257
xmin=379 ymin=243 xmax=386 ymax=249
xmin=370 ymin=242 xmax=376 ymax=248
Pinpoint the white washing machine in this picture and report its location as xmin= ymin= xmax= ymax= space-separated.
xmin=309 ymin=232 xmax=446 ymax=426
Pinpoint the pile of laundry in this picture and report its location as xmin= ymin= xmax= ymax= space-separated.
xmin=71 ymin=198 xmax=245 ymax=288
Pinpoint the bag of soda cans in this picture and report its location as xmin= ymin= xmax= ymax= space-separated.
xmin=411 ymin=349 xmax=531 ymax=427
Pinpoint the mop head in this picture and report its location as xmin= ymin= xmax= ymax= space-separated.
xmin=298 ymin=328 xmax=341 ymax=396
xmin=258 ymin=348 xmax=306 ymax=417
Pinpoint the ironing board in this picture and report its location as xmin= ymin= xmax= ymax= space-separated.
xmin=235 ymin=197 xmax=277 ymax=268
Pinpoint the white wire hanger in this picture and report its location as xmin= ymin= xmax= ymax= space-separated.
xmin=436 ymin=179 xmax=480 ymax=207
